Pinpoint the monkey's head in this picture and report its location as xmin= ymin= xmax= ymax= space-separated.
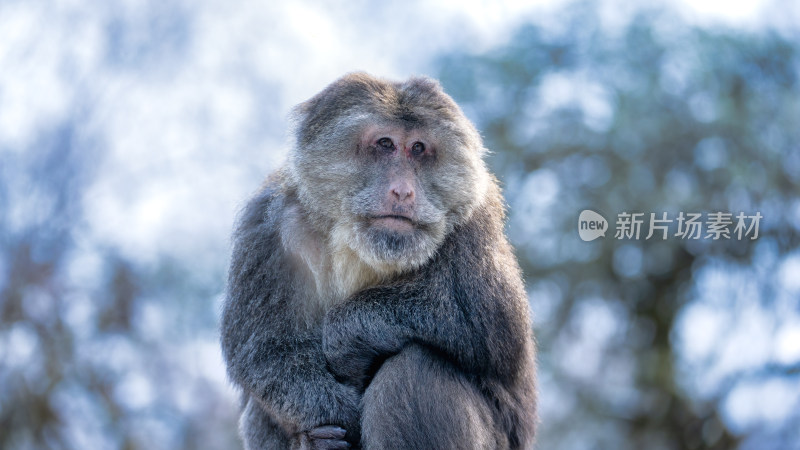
xmin=288 ymin=72 xmax=490 ymax=274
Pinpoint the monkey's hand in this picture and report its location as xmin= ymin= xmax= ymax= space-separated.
xmin=298 ymin=425 xmax=352 ymax=449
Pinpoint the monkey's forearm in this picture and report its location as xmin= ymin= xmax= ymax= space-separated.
xmin=225 ymin=333 xmax=361 ymax=433
xmin=323 ymin=294 xmax=492 ymax=386
xmin=322 ymin=307 xmax=409 ymax=388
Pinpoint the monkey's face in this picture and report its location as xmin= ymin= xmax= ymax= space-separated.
xmin=290 ymin=74 xmax=490 ymax=274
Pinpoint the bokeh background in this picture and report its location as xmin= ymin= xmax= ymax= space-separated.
xmin=1 ymin=0 xmax=799 ymax=449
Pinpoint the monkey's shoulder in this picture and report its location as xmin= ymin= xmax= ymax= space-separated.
xmin=423 ymin=187 xmax=526 ymax=307
xmin=441 ymin=185 xmax=508 ymax=256
xmin=228 ymin=172 xmax=299 ymax=282
xmin=235 ymin=173 xmax=291 ymax=232
xmin=232 ymin=172 xmax=328 ymax=299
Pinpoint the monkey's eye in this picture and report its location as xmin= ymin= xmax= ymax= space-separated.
xmin=411 ymin=142 xmax=426 ymax=156
xmin=377 ymin=137 xmax=394 ymax=149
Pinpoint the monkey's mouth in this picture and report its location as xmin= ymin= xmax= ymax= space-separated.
xmin=370 ymin=215 xmax=415 ymax=232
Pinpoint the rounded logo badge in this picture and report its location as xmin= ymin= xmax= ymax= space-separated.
xmin=578 ymin=210 xmax=608 ymax=241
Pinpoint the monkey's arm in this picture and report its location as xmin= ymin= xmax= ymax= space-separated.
xmin=222 ymin=305 xmax=360 ymax=435
xmin=221 ymin=187 xmax=360 ymax=439
xmin=323 ymin=205 xmax=530 ymax=389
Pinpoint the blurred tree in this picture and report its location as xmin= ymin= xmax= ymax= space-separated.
xmin=0 ymin=111 xmax=239 ymax=450
xmin=438 ymin=3 xmax=799 ymax=450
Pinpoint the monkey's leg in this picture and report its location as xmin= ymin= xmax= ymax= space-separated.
xmin=361 ymin=345 xmax=502 ymax=450
xmin=240 ymin=396 xmax=292 ymax=450
xmin=241 ymin=396 xmax=352 ymax=450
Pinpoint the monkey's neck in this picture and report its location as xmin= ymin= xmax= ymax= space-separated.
xmin=327 ymin=244 xmax=386 ymax=301
xmin=280 ymin=204 xmax=388 ymax=323
xmin=295 ymin=240 xmax=386 ymax=325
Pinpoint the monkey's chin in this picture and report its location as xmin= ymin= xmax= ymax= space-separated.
xmin=356 ymin=224 xmax=440 ymax=274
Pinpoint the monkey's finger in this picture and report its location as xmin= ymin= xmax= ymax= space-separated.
xmin=307 ymin=425 xmax=347 ymax=440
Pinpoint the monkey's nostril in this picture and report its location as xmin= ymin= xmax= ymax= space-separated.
xmin=392 ymin=187 xmax=414 ymax=201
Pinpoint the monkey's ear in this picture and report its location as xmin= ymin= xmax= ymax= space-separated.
xmin=289 ymin=98 xmax=316 ymax=128
xmin=288 ymin=100 xmax=314 ymax=147
xmin=402 ymin=76 xmax=444 ymax=94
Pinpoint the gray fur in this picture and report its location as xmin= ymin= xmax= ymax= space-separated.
xmin=221 ymin=72 xmax=537 ymax=449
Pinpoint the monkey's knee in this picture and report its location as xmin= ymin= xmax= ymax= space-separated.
xmin=240 ymin=396 xmax=291 ymax=450
xmin=361 ymin=345 xmax=499 ymax=449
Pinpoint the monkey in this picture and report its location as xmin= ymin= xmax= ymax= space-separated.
xmin=221 ymin=72 xmax=537 ymax=450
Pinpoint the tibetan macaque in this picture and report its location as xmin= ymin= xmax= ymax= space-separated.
xmin=221 ymin=72 xmax=536 ymax=449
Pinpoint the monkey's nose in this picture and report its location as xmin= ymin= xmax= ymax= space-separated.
xmin=391 ymin=182 xmax=415 ymax=201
